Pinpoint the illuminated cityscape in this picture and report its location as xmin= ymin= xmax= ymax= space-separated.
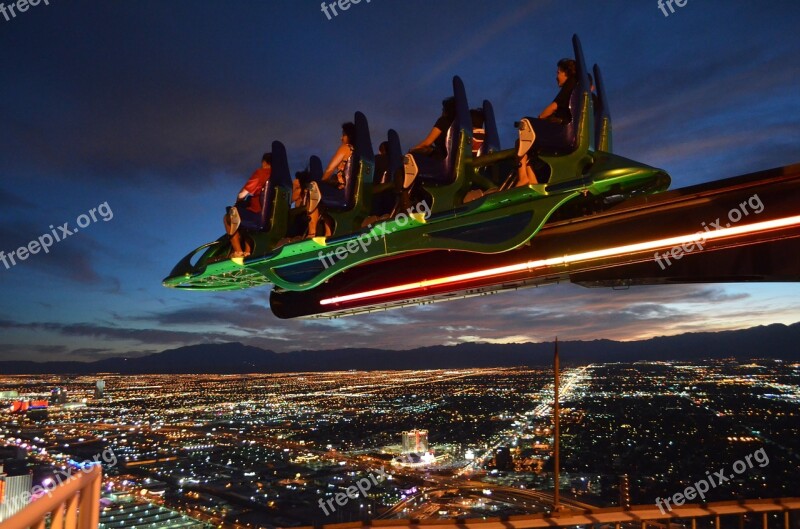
xmin=0 ymin=360 xmax=798 ymax=527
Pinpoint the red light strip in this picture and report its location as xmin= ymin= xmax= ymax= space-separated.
xmin=320 ymin=215 xmax=800 ymax=306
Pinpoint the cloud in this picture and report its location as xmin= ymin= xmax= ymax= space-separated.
xmin=0 ymin=221 xmax=107 ymax=285
xmin=2 ymin=344 xmax=68 ymax=355
xmin=131 ymin=304 xmax=265 ymax=330
xmin=451 ymin=334 xmax=534 ymax=345
xmin=0 ymin=343 xmax=69 ymax=362
xmin=0 ymin=319 xmax=230 ymax=345
xmin=0 ymin=279 xmax=794 ymax=361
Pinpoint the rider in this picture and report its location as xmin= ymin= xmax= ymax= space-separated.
xmin=516 ymin=58 xmax=577 ymax=186
xmin=225 ymin=152 xmax=271 ymax=258
xmin=410 ymin=96 xmax=455 ymax=158
xmin=397 ymin=96 xmax=456 ymax=208
xmin=293 ymin=168 xmax=312 ymax=209
xmin=307 ymin=122 xmax=356 ymax=238
xmin=374 ymin=141 xmax=391 ymax=185
xmin=403 ymin=96 xmax=456 ymax=184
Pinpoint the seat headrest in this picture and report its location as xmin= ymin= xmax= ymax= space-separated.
xmin=592 ymin=64 xmax=611 ymax=152
xmin=569 ymin=34 xmax=593 ymax=151
xmin=480 ymin=99 xmax=501 ymax=155
xmin=354 ymin=111 xmax=374 ymax=164
xmin=332 ymin=111 xmax=374 ymax=210
xmin=443 ymin=76 xmax=472 ymax=179
xmin=309 ymin=155 xmax=323 ymax=183
xmin=257 ymin=140 xmax=292 ymax=229
xmin=387 ymin=129 xmax=403 ymax=177
xmin=270 ymin=140 xmax=293 ymax=192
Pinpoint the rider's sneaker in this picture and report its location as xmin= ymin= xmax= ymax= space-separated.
xmin=403 ymin=154 xmax=419 ymax=189
xmin=517 ymin=118 xmax=535 ymax=157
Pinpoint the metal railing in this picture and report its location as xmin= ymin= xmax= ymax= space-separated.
xmin=0 ymin=465 xmax=101 ymax=529
xmin=297 ymin=497 xmax=800 ymax=529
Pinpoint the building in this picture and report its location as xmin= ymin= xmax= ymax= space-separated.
xmin=494 ymin=446 xmax=513 ymax=471
xmin=95 ymin=380 xmax=106 ymax=399
xmin=50 ymin=387 xmax=68 ymax=405
xmin=99 ymin=500 xmax=212 ymax=529
xmin=401 ymin=429 xmax=428 ymax=454
xmin=0 ymin=465 xmax=34 ymax=522
xmin=9 ymin=400 xmax=48 ymax=414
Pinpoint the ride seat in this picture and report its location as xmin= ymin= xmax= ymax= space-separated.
xmin=477 ymin=100 xmax=500 ymax=157
xmin=313 ymin=112 xmax=375 ymax=235
xmin=386 ymin=129 xmax=403 ymax=190
xmin=284 ymin=155 xmax=323 ymax=239
xmin=592 ymin=64 xmax=612 ymax=153
xmin=319 ymin=114 xmax=372 ymax=211
xmin=240 ymin=141 xmax=292 ymax=232
xmin=238 ymin=184 xmax=273 ymax=231
xmin=368 ymin=129 xmax=404 ymax=218
xmin=525 ymin=84 xmax=584 ymax=156
xmin=416 ymin=129 xmax=453 ymax=186
xmin=466 ymin=99 xmax=507 ymax=196
xmin=373 ymin=130 xmax=401 ymax=186
xmin=418 ymin=78 xmax=472 ymax=186
xmin=534 ymin=34 xmax=595 ymax=189
xmin=319 ymin=159 xmax=352 ymax=210
xmin=309 ymin=155 xmax=323 ymax=183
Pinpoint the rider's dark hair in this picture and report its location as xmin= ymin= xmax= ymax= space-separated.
xmin=441 ymin=97 xmax=456 ymax=120
xmin=341 ymin=122 xmax=356 ymax=144
xmin=557 ymin=58 xmax=577 ymax=79
xmin=295 ymin=169 xmax=311 ymax=187
xmin=470 ymin=108 xmax=484 ymax=129
xmin=262 ymin=152 xmax=272 ymax=165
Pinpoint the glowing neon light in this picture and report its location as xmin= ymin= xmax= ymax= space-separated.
xmin=320 ymin=215 xmax=800 ymax=306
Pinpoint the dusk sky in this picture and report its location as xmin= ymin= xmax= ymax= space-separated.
xmin=1 ymin=1 xmax=799 ymax=362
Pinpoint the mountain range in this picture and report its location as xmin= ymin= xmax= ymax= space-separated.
xmin=1 ymin=322 xmax=798 ymax=374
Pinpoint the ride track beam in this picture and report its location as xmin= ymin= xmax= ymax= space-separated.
xmin=269 ymin=163 xmax=800 ymax=319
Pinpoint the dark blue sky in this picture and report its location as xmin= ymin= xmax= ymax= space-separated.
xmin=1 ymin=1 xmax=799 ymax=362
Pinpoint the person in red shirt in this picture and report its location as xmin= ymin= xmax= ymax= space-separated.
xmin=225 ymin=152 xmax=272 ymax=258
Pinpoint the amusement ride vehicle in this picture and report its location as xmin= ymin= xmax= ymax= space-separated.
xmin=164 ymin=35 xmax=675 ymax=312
